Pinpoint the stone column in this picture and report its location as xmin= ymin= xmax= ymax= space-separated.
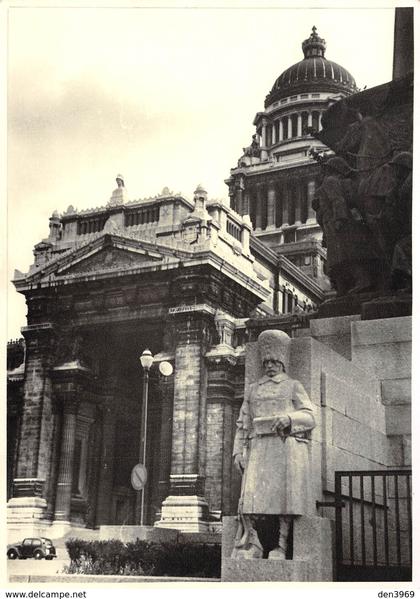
xmin=255 ymin=186 xmax=262 ymax=231
xmin=235 ymin=178 xmax=244 ymax=215
xmin=235 ymin=187 xmax=243 ymax=215
xmin=308 ymin=111 xmax=313 ymax=128
xmin=49 ymin=362 xmax=90 ymax=533
xmin=260 ymin=120 xmax=268 ymax=160
xmin=272 ymin=122 xmax=277 ymax=145
xmin=279 ymin=119 xmax=284 ymax=141
xmin=15 ymin=324 xmax=55 ymax=482
xmin=282 ymin=185 xmax=289 ymax=227
xmin=242 ymin=190 xmax=250 ymax=217
xmin=297 ymin=113 xmax=303 ymax=137
xmin=261 ymin=122 xmax=267 ymax=147
xmin=205 ymin=354 xmax=236 ymax=518
xmin=156 ymin=307 xmax=214 ymax=532
xmin=7 ymin=323 xmax=56 ymax=530
xmin=53 ymin=398 xmax=79 ymax=523
xmin=287 ymin=116 xmax=292 ymax=139
xmin=86 ymin=414 xmax=102 ymax=528
xmin=154 ymin=365 xmax=174 ymax=520
xmin=228 ymin=188 xmax=236 ymax=211
xmin=307 ymin=180 xmax=317 ymax=223
xmin=267 ymin=184 xmax=276 ymax=230
xmin=393 ymin=7 xmax=414 ymax=79
xmin=43 ymin=399 xmax=62 ymax=522
xmin=295 ymin=182 xmax=302 ymax=225
xmin=95 ymin=396 xmax=117 ymax=526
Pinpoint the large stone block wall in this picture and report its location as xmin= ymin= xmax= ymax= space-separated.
xmin=290 ymin=335 xmax=389 ymax=497
xmin=351 ymin=316 xmax=411 ymax=467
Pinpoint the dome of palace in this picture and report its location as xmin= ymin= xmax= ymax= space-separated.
xmin=265 ymin=27 xmax=358 ymax=108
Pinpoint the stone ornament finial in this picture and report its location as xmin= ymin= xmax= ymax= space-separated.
xmin=108 ymin=174 xmax=127 ymax=208
xmin=194 ymin=184 xmax=207 ymax=196
xmin=258 ymin=329 xmax=291 ymax=370
xmin=302 ymin=25 xmax=326 ymax=58
xmin=63 ymin=205 xmax=76 ymax=215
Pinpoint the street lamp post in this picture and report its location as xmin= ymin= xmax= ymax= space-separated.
xmin=138 ymin=348 xmax=154 ymax=526
xmin=132 ymin=352 xmax=173 ymax=527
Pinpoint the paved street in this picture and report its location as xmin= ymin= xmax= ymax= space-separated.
xmin=7 ymin=555 xmax=71 ymax=579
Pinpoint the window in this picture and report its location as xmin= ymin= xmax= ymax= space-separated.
xmin=302 ymin=112 xmax=308 ymax=134
xmin=301 ymin=94 xmax=309 ymax=99
xmin=290 ymin=95 xmax=297 ymax=101
xmin=282 ymin=117 xmax=289 ymax=139
xmin=291 ymin=114 xmax=298 ymax=138
xmin=311 ymin=93 xmax=320 ymax=98
xmin=266 ymin=125 xmax=273 ymax=147
xmin=304 ymin=255 xmax=311 ymax=265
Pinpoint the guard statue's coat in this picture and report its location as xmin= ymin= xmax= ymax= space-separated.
xmin=234 ymin=372 xmax=315 ymax=515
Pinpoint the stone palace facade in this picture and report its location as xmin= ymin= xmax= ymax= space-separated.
xmin=7 ymin=20 xmax=412 ymax=574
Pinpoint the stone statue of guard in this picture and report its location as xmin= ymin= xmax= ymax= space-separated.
xmin=232 ymin=330 xmax=316 ymax=560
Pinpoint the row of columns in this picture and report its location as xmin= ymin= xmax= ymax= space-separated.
xmin=261 ymin=110 xmax=323 ymax=146
xmin=235 ymin=180 xmax=317 ymax=231
xmin=10 ymin=310 xmax=248 ymax=530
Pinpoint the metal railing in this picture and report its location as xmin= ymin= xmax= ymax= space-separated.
xmin=335 ymin=470 xmax=412 ymax=581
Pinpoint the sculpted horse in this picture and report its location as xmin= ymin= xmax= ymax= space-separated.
xmin=334 ymin=110 xmax=397 ymax=268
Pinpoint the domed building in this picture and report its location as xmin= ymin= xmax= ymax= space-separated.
xmin=226 ymin=27 xmax=358 ymax=288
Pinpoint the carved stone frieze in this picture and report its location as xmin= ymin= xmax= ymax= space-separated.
xmin=60 ymin=247 xmax=162 ymax=276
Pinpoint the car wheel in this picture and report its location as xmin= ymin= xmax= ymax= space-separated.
xmin=45 ymin=556 xmax=53 ymax=560
xmin=33 ymin=550 xmax=43 ymax=560
xmin=7 ymin=549 xmax=18 ymax=560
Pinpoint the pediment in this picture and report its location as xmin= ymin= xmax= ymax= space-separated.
xmin=58 ymin=245 xmax=163 ymax=276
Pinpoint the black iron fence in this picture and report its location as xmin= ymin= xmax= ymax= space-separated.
xmin=335 ymin=470 xmax=412 ymax=582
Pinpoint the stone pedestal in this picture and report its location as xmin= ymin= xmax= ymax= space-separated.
xmin=7 ymin=478 xmax=49 ymax=540
xmin=221 ymin=515 xmax=333 ymax=582
xmin=7 ymin=496 xmax=49 ymax=542
xmin=156 ymin=495 xmax=209 ymax=533
xmin=316 ymin=292 xmax=412 ymax=321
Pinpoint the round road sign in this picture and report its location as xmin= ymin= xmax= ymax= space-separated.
xmin=131 ymin=463 xmax=148 ymax=491
xmin=159 ymin=361 xmax=173 ymax=377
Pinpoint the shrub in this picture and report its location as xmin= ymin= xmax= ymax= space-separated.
xmin=64 ymin=538 xmax=221 ymax=578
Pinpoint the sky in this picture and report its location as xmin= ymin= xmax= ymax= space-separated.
xmin=6 ymin=1 xmax=399 ymax=339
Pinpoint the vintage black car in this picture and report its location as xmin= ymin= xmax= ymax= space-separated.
xmin=7 ymin=537 xmax=57 ymax=560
